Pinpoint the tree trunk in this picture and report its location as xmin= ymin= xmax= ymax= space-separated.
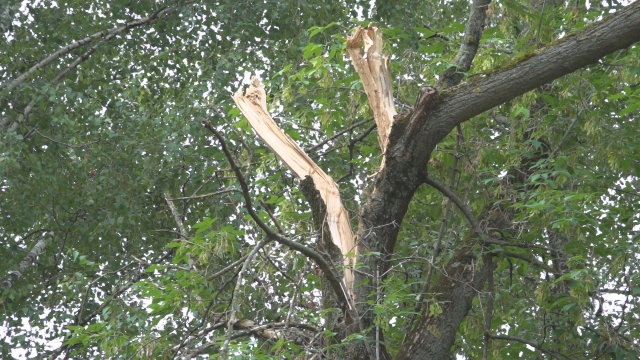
xmin=347 ymin=3 xmax=640 ymax=358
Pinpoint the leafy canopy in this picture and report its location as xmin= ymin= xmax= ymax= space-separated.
xmin=1 ymin=0 xmax=639 ymax=359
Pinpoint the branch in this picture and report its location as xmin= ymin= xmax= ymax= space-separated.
xmin=166 ymin=188 xmax=240 ymax=201
xmin=79 ymin=250 xmax=174 ymax=327
xmin=305 ymin=117 xmax=373 ymax=152
xmin=172 ymin=322 xmax=225 ymax=355
xmin=483 ymin=238 xmax=554 ymax=251
xmin=2 ymin=233 xmax=51 ymax=290
xmin=32 ymin=128 xmax=99 ymax=149
xmin=424 ymin=177 xmax=555 ymax=252
xmin=260 ymin=199 xmax=284 ymax=234
xmin=230 ymin=321 xmax=319 ymax=337
xmin=349 ymin=123 xmax=378 ymax=147
xmin=17 ymin=37 xmax=112 ymax=131
xmin=482 ymin=255 xmax=494 ymax=360
xmin=187 ymin=321 xmax=319 ymax=358
xmin=220 ymin=236 xmax=272 ymax=359
xmin=436 ymin=2 xmax=640 ymax=131
xmin=202 ymin=121 xmax=278 ymax=237
xmin=406 ymin=126 xmax=462 ymax=334
xmin=164 ymin=192 xmax=187 ymax=239
xmin=441 ymin=0 xmax=493 ymax=88
xmin=424 ymin=176 xmax=485 ymax=238
xmin=202 ymin=120 xmax=352 ymax=313
xmin=501 ymin=251 xmax=554 ymax=273
xmin=206 ymin=254 xmax=249 ymax=281
xmin=551 ymin=50 xmax=626 ymax=156
xmin=47 ymin=249 xmax=175 ymax=359
xmin=231 ymin=77 xmax=356 ymax=297
xmin=487 ymin=334 xmax=571 ymax=360
xmin=1 ymin=3 xmax=187 ymax=93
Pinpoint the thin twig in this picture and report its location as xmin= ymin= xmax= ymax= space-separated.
xmin=311 ymin=123 xmax=377 ymax=160
xmin=424 ymin=176 xmax=485 ymax=239
xmin=167 ymin=188 xmax=240 ymax=201
xmin=551 ymin=50 xmax=625 ymax=156
xmin=219 ymin=236 xmax=271 ymax=359
xmin=32 ymin=128 xmax=99 ymax=149
xmin=305 ymin=117 xmax=373 ymax=152
xmin=285 ymin=277 xmax=303 ymax=328
xmin=482 ymin=255 xmax=494 ymax=360
xmin=535 ymin=0 xmax=547 ymax=43
xmin=487 ymin=334 xmax=570 ymax=359
xmin=349 ymin=123 xmax=378 ymax=147
xmin=260 ymin=199 xmax=284 ymax=233
xmin=206 ymin=254 xmax=249 ymax=281
xmin=2 ymin=3 xmax=191 ymax=92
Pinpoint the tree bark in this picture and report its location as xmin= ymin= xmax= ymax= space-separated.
xmin=348 ymin=2 xmax=640 ymax=358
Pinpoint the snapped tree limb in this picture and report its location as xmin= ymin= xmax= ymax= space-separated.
xmin=232 ymin=77 xmax=357 ymax=297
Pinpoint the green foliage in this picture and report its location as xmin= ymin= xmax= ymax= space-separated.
xmin=1 ymin=0 xmax=639 ymax=359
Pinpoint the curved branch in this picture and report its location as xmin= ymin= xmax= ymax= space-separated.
xmin=202 ymin=121 xmax=279 ymax=238
xmin=187 ymin=321 xmax=320 ymax=357
xmin=229 ymin=321 xmax=320 ymax=340
xmin=424 ymin=176 xmax=485 ymax=238
xmin=501 ymin=251 xmax=554 ymax=273
xmin=1 ymin=3 xmax=191 ymax=93
xmin=436 ymin=2 xmax=640 ymax=131
xmin=202 ymin=121 xmax=352 ymax=313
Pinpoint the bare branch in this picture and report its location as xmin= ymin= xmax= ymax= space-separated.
xmin=501 ymin=251 xmax=554 ymax=273
xmin=1 ymin=3 xmax=192 ymax=93
xmin=32 ymin=128 xmax=99 ymax=149
xmin=487 ymin=334 xmax=571 ymax=359
xmin=167 ymin=188 xmax=240 ymax=201
xmin=424 ymin=176 xmax=485 ymax=238
xmin=220 ymin=236 xmax=272 ymax=359
xmin=164 ymin=192 xmax=188 ymax=239
xmin=441 ymin=0 xmax=493 ymax=88
xmin=305 ymin=117 xmax=374 ymax=152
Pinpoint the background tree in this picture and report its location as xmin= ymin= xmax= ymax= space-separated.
xmin=1 ymin=0 xmax=639 ymax=359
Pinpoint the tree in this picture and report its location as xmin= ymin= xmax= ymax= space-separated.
xmin=1 ymin=0 xmax=639 ymax=359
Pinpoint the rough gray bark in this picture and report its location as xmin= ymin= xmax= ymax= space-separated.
xmin=346 ymin=2 xmax=640 ymax=359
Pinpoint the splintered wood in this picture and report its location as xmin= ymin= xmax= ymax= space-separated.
xmin=233 ymin=77 xmax=356 ymax=298
xmin=346 ymin=25 xmax=397 ymax=156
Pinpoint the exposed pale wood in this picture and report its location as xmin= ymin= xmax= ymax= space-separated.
xmin=346 ymin=24 xmax=397 ymax=155
xmin=233 ymin=77 xmax=356 ymax=296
